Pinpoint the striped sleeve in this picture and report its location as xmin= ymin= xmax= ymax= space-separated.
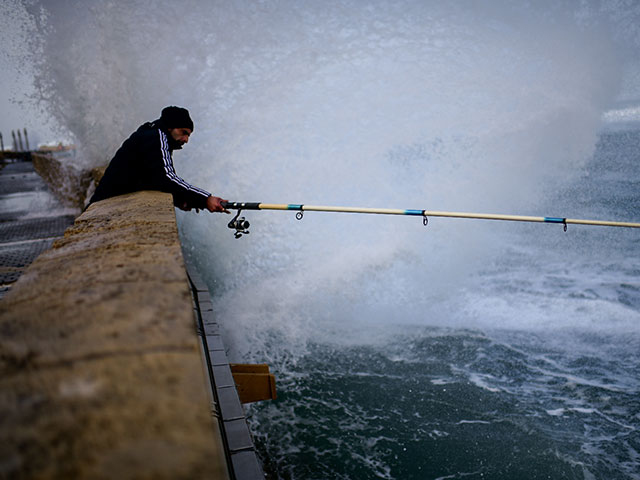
xmin=158 ymin=130 xmax=211 ymax=198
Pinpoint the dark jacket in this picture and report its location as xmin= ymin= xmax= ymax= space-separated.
xmin=90 ymin=121 xmax=210 ymax=209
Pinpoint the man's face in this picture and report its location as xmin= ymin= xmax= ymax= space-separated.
xmin=169 ymin=128 xmax=192 ymax=147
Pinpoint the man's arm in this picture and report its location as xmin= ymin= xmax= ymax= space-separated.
xmin=156 ymin=130 xmax=210 ymax=209
xmin=149 ymin=129 xmax=228 ymax=212
xmin=176 ymin=194 xmax=229 ymax=213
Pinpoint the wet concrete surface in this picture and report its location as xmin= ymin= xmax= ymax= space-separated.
xmin=0 ymin=159 xmax=77 ymax=299
xmin=0 ymin=159 xmax=255 ymax=478
xmin=0 ymin=190 xmax=228 ymax=479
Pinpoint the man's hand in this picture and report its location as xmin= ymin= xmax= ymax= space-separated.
xmin=206 ymin=195 xmax=230 ymax=213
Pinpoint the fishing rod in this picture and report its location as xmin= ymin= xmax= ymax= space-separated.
xmin=220 ymin=201 xmax=640 ymax=239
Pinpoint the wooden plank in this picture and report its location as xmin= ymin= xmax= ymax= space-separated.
xmin=230 ymin=363 xmax=270 ymax=374
xmin=230 ymin=367 xmax=277 ymax=404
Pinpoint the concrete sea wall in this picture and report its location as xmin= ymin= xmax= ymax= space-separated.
xmin=30 ymin=152 xmax=105 ymax=209
xmin=0 ymin=191 xmax=229 ymax=479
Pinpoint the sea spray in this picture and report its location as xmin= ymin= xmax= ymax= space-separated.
xmin=8 ymin=1 xmax=640 ymax=477
xmin=15 ymin=0 xmax=628 ymax=352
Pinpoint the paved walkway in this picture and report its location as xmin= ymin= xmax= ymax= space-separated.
xmin=0 ymin=158 xmax=77 ymax=299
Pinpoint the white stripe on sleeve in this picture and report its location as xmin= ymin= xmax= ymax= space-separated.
xmin=158 ymin=130 xmax=211 ymax=197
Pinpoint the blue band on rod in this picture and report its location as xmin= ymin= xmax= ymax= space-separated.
xmin=544 ymin=217 xmax=566 ymax=223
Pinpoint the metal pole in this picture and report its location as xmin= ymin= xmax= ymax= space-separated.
xmin=23 ymin=128 xmax=30 ymax=151
xmin=11 ymin=130 xmax=17 ymax=152
xmin=17 ymin=129 xmax=24 ymax=152
xmin=0 ymin=132 xmax=4 ymax=152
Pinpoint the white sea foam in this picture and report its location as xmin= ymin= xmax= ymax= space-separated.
xmin=603 ymin=105 xmax=640 ymax=123
xmin=546 ymin=408 xmax=566 ymax=416
xmin=466 ymin=373 xmax=502 ymax=393
xmin=434 ymin=470 xmax=485 ymax=480
xmin=430 ymin=379 xmax=453 ymax=385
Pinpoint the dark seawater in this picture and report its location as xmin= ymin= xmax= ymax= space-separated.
xmin=246 ymin=129 xmax=640 ymax=480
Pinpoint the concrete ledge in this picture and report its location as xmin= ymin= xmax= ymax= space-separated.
xmin=31 ymin=152 xmax=97 ymax=209
xmin=0 ymin=191 xmax=228 ymax=479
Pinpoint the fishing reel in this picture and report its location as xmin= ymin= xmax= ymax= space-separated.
xmin=228 ymin=209 xmax=250 ymax=239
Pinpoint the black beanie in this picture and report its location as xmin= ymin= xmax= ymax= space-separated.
xmin=160 ymin=106 xmax=194 ymax=131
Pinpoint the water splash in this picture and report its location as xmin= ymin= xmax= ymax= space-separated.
xmin=11 ymin=0 xmax=640 ymax=360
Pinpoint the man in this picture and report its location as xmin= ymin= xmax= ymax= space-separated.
xmin=90 ymin=106 xmax=228 ymax=213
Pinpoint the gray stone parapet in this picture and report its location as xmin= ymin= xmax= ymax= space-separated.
xmin=0 ymin=191 xmax=229 ymax=479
